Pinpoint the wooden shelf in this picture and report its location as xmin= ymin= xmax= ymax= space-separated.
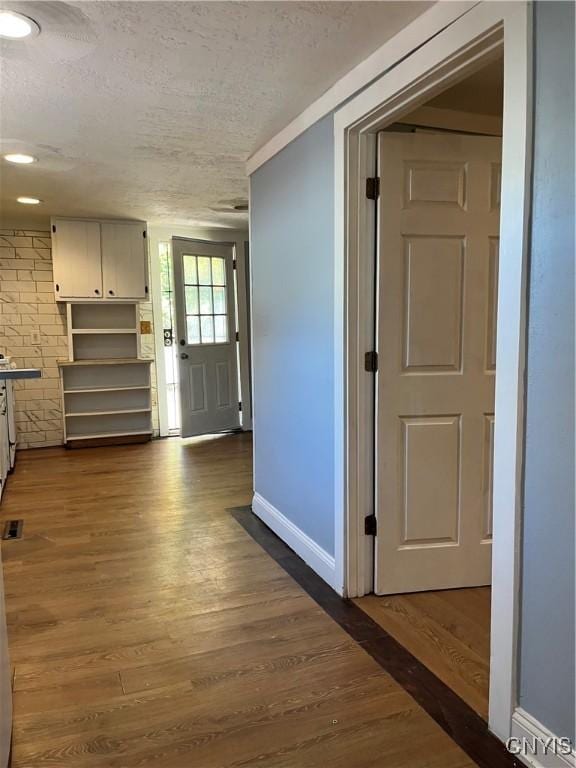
xmin=58 ymin=359 xmax=153 ymax=367
xmin=66 ymin=429 xmax=153 ymax=441
xmin=71 ymin=328 xmax=138 ymax=335
xmin=65 ymin=408 xmax=152 ymax=418
xmin=60 ymin=300 xmax=153 ymax=448
xmin=63 ymin=385 xmax=150 ymax=394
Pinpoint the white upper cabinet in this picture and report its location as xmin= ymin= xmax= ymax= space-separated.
xmin=101 ymin=222 xmax=147 ymax=300
xmin=52 ymin=220 xmax=103 ymax=299
xmin=52 ymin=218 xmax=148 ymax=301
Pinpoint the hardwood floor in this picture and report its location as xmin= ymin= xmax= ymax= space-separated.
xmin=354 ymin=589 xmax=491 ymax=719
xmin=2 ymin=435 xmax=477 ymax=768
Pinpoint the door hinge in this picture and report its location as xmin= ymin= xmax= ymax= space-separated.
xmin=238 ymin=401 xmax=242 ymax=412
xmin=235 ymin=331 xmax=239 ymax=342
xmin=233 ymin=260 xmax=237 ymax=270
xmin=52 ymin=224 xmax=56 ymax=233
xmin=143 ymin=230 xmax=147 ymax=238
xmin=364 ymin=514 xmax=377 ymax=536
xmin=366 ymin=177 xmax=380 ymax=200
xmin=364 ymin=351 xmax=378 ymax=373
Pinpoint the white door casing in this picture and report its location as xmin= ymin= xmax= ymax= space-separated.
xmin=172 ymin=238 xmax=240 ymax=438
xmin=375 ymin=132 xmax=501 ymax=594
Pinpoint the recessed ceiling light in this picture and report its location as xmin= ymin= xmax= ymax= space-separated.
xmin=17 ymin=196 xmax=42 ymax=205
xmin=4 ymin=153 xmax=37 ymax=165
xmin=0 ymin=10 xmax=40 ymax=39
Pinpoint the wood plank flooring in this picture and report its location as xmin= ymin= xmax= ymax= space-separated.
xmin=2 ymin=435 xmax=477 ymax=767
xmin=355 ymin=588 xmax=491 ymax=719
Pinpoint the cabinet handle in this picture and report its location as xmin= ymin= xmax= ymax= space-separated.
xmin=95 ymin=289 xmax=100 ymax=295
xmin=108 ymin=290 xmax=115 ymax=296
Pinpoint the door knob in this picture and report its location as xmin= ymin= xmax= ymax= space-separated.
xmin=180 ymin=352 xmax=189 ymax=359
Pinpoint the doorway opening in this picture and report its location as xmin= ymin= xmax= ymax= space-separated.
xmin=172 ymin=238 xmax=241 ymax=439
xmin=354 ymin=56 xmax=503 ymax=721
xmin=334 ymin=2 xmax=531 ymax=743
xmin=151 ymin=231 xmax=252 ymax=439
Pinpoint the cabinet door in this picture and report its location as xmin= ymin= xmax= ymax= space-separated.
xmin=52 ymin=220 xmax=102 ymax=299
xmin=101 ymin=223 xmax=147 ymax=299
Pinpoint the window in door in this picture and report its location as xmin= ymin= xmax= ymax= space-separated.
xmin=183 ymin=255 xmax=229 ymax=345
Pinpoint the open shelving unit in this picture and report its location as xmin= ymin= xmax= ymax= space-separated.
xmin=59 ymin=303 xmax=153 ymax=447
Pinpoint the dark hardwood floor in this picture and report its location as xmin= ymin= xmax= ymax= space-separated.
xmin=2 ymin=435 xmax=478 ymax=767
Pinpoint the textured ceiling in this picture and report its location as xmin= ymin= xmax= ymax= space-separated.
xmin=0 ymin=0 xmax=432 ymax=228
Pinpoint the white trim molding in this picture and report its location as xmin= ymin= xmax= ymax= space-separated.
xmin=511 ymin=708 xmax=575 ymax=768
xmin=252 ymin=493 xmax=336 ymax=590
xmin=333 ymin=0 xmax=532 ymax=745
xmin=246 ymin=1 xmax=478 ymax=175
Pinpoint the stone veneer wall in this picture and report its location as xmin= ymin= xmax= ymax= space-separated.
xmin=0 ymin=227 xmax=159 ymax=448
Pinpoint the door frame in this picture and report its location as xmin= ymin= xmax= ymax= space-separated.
xmin=333 ymin=1 xmax=532 ymax=743
xmin=148 ymin=227 xmax=252 ymax=436
xmin=172 ymin=237 xmax=240 ymax=437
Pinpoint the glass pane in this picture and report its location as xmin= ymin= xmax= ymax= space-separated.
xmin=214 ymin=315 xmax=228 ymax=343
xmin=187 ymin=315 xmax=200 ymax=344
xmin=185 ymin=286 xmax=199 ymax=315
xmin=211 ymin=257 xmax=226 ymax=286
xmin=199 ymin=286 xmax=213 ymax=314
xmin=161 ymin=295 xmax=172 ymax=329
xmin=159 ymin=243 xmax=172 ymax=290
xmin=197 ymin=256 xmax=212 ymax=285
xmin=184 ymin=255 xmax=197 ymax=285
xmin=213 ymin=287 xmax=226 ymax=315
xmin=200 ymin=315 xmax=214 ymax=343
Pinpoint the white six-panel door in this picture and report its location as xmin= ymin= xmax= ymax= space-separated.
xmin=375 ymin=132 xmax=501 ymax=595
xmin=172 ymin=238 xmax=240 ymax=438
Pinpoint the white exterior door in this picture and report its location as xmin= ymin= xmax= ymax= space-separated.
xmin=172 ymin=238 xmax=240 ymax=438
xmin=52 ymin=219 xmax=102 ymax=299
xmin=101 ymin=222 xmax=147 ymax=299
xmin=375 ymin=132 xmax=501 ymax=594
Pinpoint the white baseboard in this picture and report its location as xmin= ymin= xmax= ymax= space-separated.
xmin=251 ymin=492 xmax=336 ymax=590
xmin=510 ymin=708 xmax=575 ymax=768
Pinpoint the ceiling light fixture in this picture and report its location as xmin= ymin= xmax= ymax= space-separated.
xmin=0 ymin=10 xmax=40 ymax=39
xmin=17 ymin=196 xmax=42 ymax=205
xmin=4 ymin=153 xmax=37 ymax=165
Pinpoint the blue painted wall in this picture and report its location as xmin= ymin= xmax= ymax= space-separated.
xmin=250 ymin=115 xmax=335 ymax=554
xmin=519 ymin=0 xmax=575 ymax=742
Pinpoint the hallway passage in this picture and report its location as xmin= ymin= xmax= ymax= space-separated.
xmin=2 ymin=435 xmax=477 ymax=767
